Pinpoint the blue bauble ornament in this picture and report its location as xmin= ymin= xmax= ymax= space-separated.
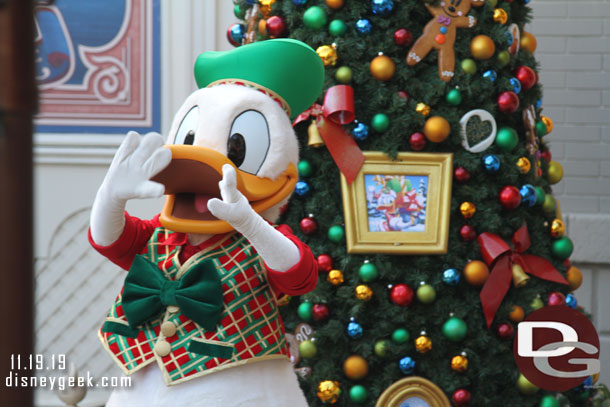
xmin=536 ymin=98 xmax=543 ymax=109
xmin=295 ymin=181 xmax=310 ymax=197
xmin=245 ymin=0 xmax=257 ymax=4
xmin=566 ymin=293 xmax=578 ymax=309
xmin=524 ymin=0 xmax=531 ymax=3
xmin=292 ymin=0 xmax=307 ymax=5
xmin=442 ymin=268 xmax=461 ymax=286
xmin=399 ymin=356 xmax=416 ymax=374
xmin=483 ymin=70 xmax=497 ymax=82
xmin=227 ymin=23 xmax=246 ymax=47
xmin=482 ymin=154 xmax=501 ymax=173
xmin=506 ymin=31 xmax=514 ymax=46
xmin=510 ymin=77 xmax=522 ymax=94
xmin=352 ymin=122 xmax=370 ymax=140
xmin=355 ymin=19 xmax=372 ymax=35
xmin=371 ymin=0 xmax=394 ymax=16
xmin=347 ymin=321 xmax=363 ymax=339
xmin=520 ymin=184 xmax=537 ymax=207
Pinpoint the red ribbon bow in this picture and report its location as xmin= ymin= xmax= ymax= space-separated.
xmin=477 ymin=225 xmax=568 ymax=328
xmin=293 ymin=85 xmax=365 ymax=184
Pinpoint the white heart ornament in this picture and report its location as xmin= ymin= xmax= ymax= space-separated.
xmin=460 ymin=109 xmax=497 ymax=153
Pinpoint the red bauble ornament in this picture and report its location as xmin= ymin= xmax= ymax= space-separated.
xmin=454 ymin=167 xmax=471 ymax=182
xmin=541 ymin=150 xmax=552 ymax=163
xmin=497 ymin=91 xmax=520 ymax=114
xmin=460 ymin=225 xmax=477 ymax=241
xmin=548 ymin=291 xmax=566 ymax=306
xmin=497 ymin=322 xmax=515 ymax=340
xmin=389 ymin=284 xmax=414 ymax=307
xmin=499 ymin=186 xmax=522 ymax=209
xmin=514 ymin=65 xmax=537 ymax=91
xmin=317 ymin=254 xmax=333 ymax=272
xmin=300 ymin=216 xmax=318 ymax=235
xmin=397 ymin=90 xmax=409 ymax=102
xmin=563 ymin=259 xmax=572 ymax=268
xmin=312 ymin=304 xmax=330 ymax=321
xmin=452 ymin=389 xmax=471 ymax=406
xmin=409 ymin=132 xmax=426 ymax=151
xmin=394 ymin=28 xmax=413 ymax=47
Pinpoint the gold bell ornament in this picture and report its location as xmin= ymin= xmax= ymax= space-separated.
xmin=308 ymin=120 xmax=324 ymax=148
xmin=512 ymin=263 xmax=530 ymax=288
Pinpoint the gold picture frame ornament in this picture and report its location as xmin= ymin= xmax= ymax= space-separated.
xmin=340 ymin=152 xmax=453 ymax=254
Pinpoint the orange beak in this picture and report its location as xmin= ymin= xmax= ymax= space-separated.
xmin=152 ymin=145 xmax=297 ymax=234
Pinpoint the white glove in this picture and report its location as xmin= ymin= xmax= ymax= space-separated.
xmin=208 ymin=165 xmax=300 ymax=272
xmin=90 ymin=132 xmax=172 ymax=246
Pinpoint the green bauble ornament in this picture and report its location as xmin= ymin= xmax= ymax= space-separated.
xmin=329 ymin=19 xmax=347 ymax=36
xmin=488 ymin=0 xmax=498 ymax=7
xmin=335 ymin=66 xmax=353 ymax=83
xmin=298 ymin=302 xmax=313 ymax=321
xmin=359 ymin=261 xmax=379 ymax=282
xmin=540 ymin=395 xmax=560 ymax=407
xmin=303 ymin=6 xmax=327 ymax=29
xmin=349 ymin=385 xmax=368 ymax=403
xmin=416 ymin=283 xmax=436 ymax=304
xmin=531 ymin=296 xmax=544 ymax=310
xmin=392 ymin=328 xmax=410 ymax=344
xmin=461 ymin=59 xmax=477 ymax=74
xmin=542 ymin=195 xmax=556 ymax=214
xmin=234 ymin=4 xmax=245 ymax=19
xmin=536 ymin=121 xmax=548 ymax=138
xmin=446 ymin=88 xmax=462 ymax=106
xmin=299 ymin=340 xmax=317 ymax=358
xmin=298 ymin=160 xmax=313 ymax=177
xmin=442 ymin=316 xmax=467 ymax=342
xmin=328 ymin=225 xmax=345 ymax=242
xmin=497 ymin=50 xmax=510 ymax=67
xmin=552 ymin=236 xmax=574 ymax=260
xmin=374 ymin=339 xmax=391 ymax=358
xmin=535 ymin=186 xmax=546 ymax=205
xmin=496 ymin=127 xmax=519 ymax=151
xmin=517 ymin=373 xmax=539 ymax=395
xmin=372 ymin=113 xmax=390 ymax=132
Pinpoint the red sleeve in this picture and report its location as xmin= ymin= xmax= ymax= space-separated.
xmin=265 ymin=224 xmax=318 ymax=296
xmin=88 ymin=212 xmax=160 ymax=271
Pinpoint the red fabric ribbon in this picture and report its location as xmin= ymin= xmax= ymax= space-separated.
xmin=477 ymin=225 xmax=568 ymax=328
xmin=293 ymin=85 xmax=364 ymax=184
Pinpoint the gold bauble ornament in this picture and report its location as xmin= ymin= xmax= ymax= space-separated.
xmin=470 ymin=35 xmax=496 ymax=60
xmin=317 ymin=45 xmax=338 ymax=67
xmin=509 ymin=305 xmax=525 ymax=323
xmin=258 ymin=19 xmax=267 ymax=36
xmin=460 ymin=201 xmax=476 ymax=219
xmin=259 ymin=0 xmax=276 ymax=17
xmin=566 ymin=266 xmax=583 ymax=291
xmin=317 ymin=380 xmax=341 ymax=403
xmin=343 ymin=355 xmax=369 ymax=380
xmin=370 ymin=54 xmax=396 ymax=81
xmin=547 ymin=161 xmax=564 ymax=184
xmin=517 ymin=157 xmax=531 ymax=174
xmin=521 ymin=31 xmax=538 ymax=53
xmin=493 ymin=8 xmax=508 ymax=24
xmin=550 ymin=219 xmax=565 ymax=238
xmin=424 ymin=116 xmax=451 ymax=143
xmin=541 ymin=115 xmax=554 ymax=134
xmin=463 ymin=260 xmax=489 ymax=287
xmin=355 ymin=284 xmax=373 ymax=301
xmin=415 ymin=333 xmax=432 ymax=354
xmin=416 ymin=102 xmax=431 ymax=116
xmin=327 ymin=269 xmax=344 ymax=286
xmin=451 ymin=353 xmax=469 ymax=372
xmin=326 ymin=0 xmax=344 ymax=9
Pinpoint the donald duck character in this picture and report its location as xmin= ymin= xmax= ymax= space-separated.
xmin=88 ymin=39 xmax=323 ymax=407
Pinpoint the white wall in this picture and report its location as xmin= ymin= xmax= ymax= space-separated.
xmin=530 ymin=0 xmax=610 ymax=386
xmin=32 ymin=1 xmax=610 ymax=405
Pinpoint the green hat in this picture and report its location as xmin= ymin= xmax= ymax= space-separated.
xmin=194 ymin=39 xmax=324 ymax=119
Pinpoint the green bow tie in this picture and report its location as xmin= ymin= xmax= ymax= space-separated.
xmin=122 ymin=255 xmax=223 ymax=332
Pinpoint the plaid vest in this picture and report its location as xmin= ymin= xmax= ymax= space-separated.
xmin=98 ymin=227 xmax=290 ymax=385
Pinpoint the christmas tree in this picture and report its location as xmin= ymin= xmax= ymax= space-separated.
xmin=229 ymin=1 xmax=603 ymax=406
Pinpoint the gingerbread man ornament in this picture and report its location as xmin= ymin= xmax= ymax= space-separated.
xmin=407 ymin=0 xmax=485 ymax=82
